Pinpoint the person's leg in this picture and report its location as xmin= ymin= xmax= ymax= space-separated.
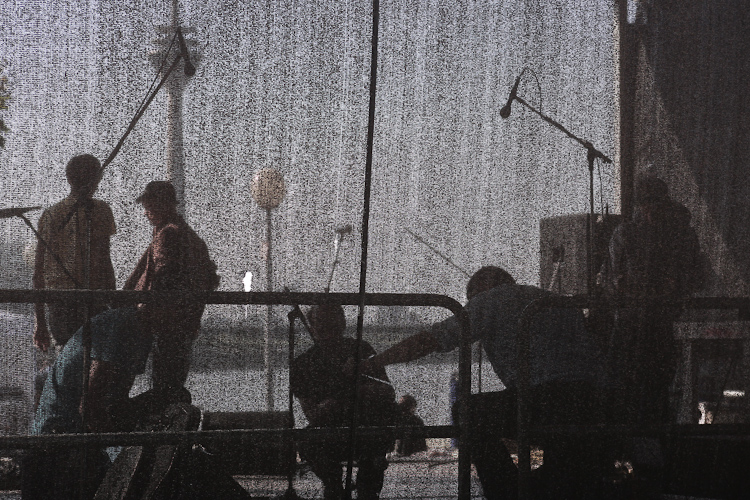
xmin=626 ymin=312 xmax=677 ymax=497
xmin=355 ymin=440 xmax=391 ymax=500
xmin=47 ymin=303 xmax=85 ymax=346
xmin=454 ymin=391 xmax=518 ymax=500
xmin=532 ymin=383 xmax=605 ymax=500
xmin=299 ymin=440 xmax=344 ymax=500
xmin=152 ymin=334 xmax=193 ymax=393
xmin=22 ymin=447 xmax=109 ymax=500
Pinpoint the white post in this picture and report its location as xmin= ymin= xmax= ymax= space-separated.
xmin=264 ymin=207 xmax=273 ymax=410
xmin=166 ymin=0 xmax=185 ymax=213
xmin=251 ymin=169 xmax=285 ymax=411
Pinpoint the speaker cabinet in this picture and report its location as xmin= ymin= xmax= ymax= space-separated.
xmin=539 ymin=214 xmax=621 ymax=295
xmin=201 ymin=411 xmax=294 ymax=476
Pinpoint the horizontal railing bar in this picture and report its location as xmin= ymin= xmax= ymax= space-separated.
xmin=3 ymin=289 xmax=747 ymax=315
xmin=0 ymin=289 xmax=463 ymax=313
xmin=5 ymin=422 xmax=750 ymax=451
xmin=0 ymin=425 xmax=457 ymax=450
xmin=525 ymin=294 xmax=750 ymax=312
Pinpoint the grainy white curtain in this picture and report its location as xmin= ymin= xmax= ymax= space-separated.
xmin=0 ymin=0 xmax=617 ymax=316
xmin=0 ymin=0 xmax=619 ymax=435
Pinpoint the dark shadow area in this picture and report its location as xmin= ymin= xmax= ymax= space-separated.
xmin=635 ymin=1 xmax=750 ymax=295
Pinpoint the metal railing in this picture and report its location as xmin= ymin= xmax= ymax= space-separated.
xmin=0 ymin=289 xmax=474 ymax=499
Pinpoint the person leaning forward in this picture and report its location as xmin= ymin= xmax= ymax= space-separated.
xmin=124 ymin=181 xmax=220 ymax=395
xmin=359 ymin=266 xmax=610 ymax=500
xmin=25 ymin=307 xmax=153 ymax=499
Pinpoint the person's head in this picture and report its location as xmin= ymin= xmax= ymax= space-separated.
xmin=466 ymin=266 xmax=516 ymax=300
xmin=398 ymin=394 xmax=417 ymax=414
xmin=635 ymin=174 xmax=669 ymax=207
xmin=65 ymin=154 xmax=102 ymax=197
xmin=307 ymin=303 xmax=346 ymax=342
xmin=634 ymin=174 xmax=670 ymax=222
xmin=136 ymin=181 xmax=178 ymax=227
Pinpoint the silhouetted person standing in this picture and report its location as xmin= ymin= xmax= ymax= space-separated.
xmin=603 ymin=174 xmax=706 ymax=497
xmin=33 ymin=154 xmax=116 ymax=352
xmin=605 ymin=174 xmax=705 ymax=426
xmin=124 ymin=181 xmax=219 ymax=395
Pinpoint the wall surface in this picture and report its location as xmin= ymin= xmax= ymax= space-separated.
xmin=631 ymin=0 xmax=750 ymax=296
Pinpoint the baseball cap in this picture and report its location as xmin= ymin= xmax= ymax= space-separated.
xmin=135 ymin=181 xmax=177 ymax=205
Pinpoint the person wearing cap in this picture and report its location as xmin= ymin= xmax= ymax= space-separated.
xmin=358 ymin=266 xmax=609 ymax=500
xmin=124 ymin=181 xmax=220 ymax=395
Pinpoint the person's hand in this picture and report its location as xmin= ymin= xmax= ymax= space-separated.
xmin=34 ymin=322 xmax=51 ymax=352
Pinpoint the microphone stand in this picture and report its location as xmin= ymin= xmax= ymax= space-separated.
xmin=325 ymin=228 xmax=352 ymax=294
xmin=405 ymin=228 xmax=471 ymax=279
xmin=507 ymin=95 xmax=611 ymax=500
xmin=512 ymin=94 xmax=612 ymax=297
xmin=273 ymin=305 xmax=307 ymax=500
xmin=11 ymin=212 xmax=83 ymax=289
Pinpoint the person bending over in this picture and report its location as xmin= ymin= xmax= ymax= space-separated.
xmin=360 ymin=266 xmax=609 ymax=500
xmin=25 ymin=307 xmax=153 ymax=499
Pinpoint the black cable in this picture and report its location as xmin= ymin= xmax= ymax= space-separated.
xmin=132 ymin=32 xmax=178 ymax=122
xmin=596 ymin=158 xmax=604 ymax=216
xmin=344 ymin=0 xmax=380 ymax=498
xmin=525 ymin=66 xmax=543 ymax=114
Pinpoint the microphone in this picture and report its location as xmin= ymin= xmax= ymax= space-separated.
xmin=335 ymin=225 xmax=353 ymax=235
xmin=499 ymin=74 xmax=521 ymax=119
xmin=176 ymin=28 xmax=196 ymax=77
xmin=0 ymin=206 xmax=42 ymax=219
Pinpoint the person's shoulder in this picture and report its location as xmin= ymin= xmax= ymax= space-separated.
xmin=475 ymin=283 xmax=551 ymax=314
xmin=665 ymin=200 xmax=693 ymax=227
xmin=41 ymin=197 xmax=74 ymax=220
xmin=153 ymin=221 xmax=182 ymax=242
xmin=478 ymin=283 xmax=542 ymax=302
xmin=351 ymin=337 xmax=372 ymax=348
xmin=161 ymin=216 xmax=203 ymax=242
xmin=293 ymin=345 xmax=320 ymax=366
xmin=90 ymin=198 xmax=113 ymax=212
xmin=357 ymin=338 xmax=376 ymax=356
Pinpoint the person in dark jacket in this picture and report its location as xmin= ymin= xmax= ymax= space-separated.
xmin=602 ymin=173 xmax=707 ymax=497
xmin=290 ymin=304 xmax=397 ymax=500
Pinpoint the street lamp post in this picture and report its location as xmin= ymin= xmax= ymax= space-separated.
xmin=251 ymin=168 xmax=285 ymax=411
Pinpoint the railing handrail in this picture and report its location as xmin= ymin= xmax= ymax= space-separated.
xmin=0 ymin=288 xmax=474 ymax=500
xmin=0 ymin=289 xmax=463 ymax=312
xmin=0 ymin=425 xmax=458 ymax=449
